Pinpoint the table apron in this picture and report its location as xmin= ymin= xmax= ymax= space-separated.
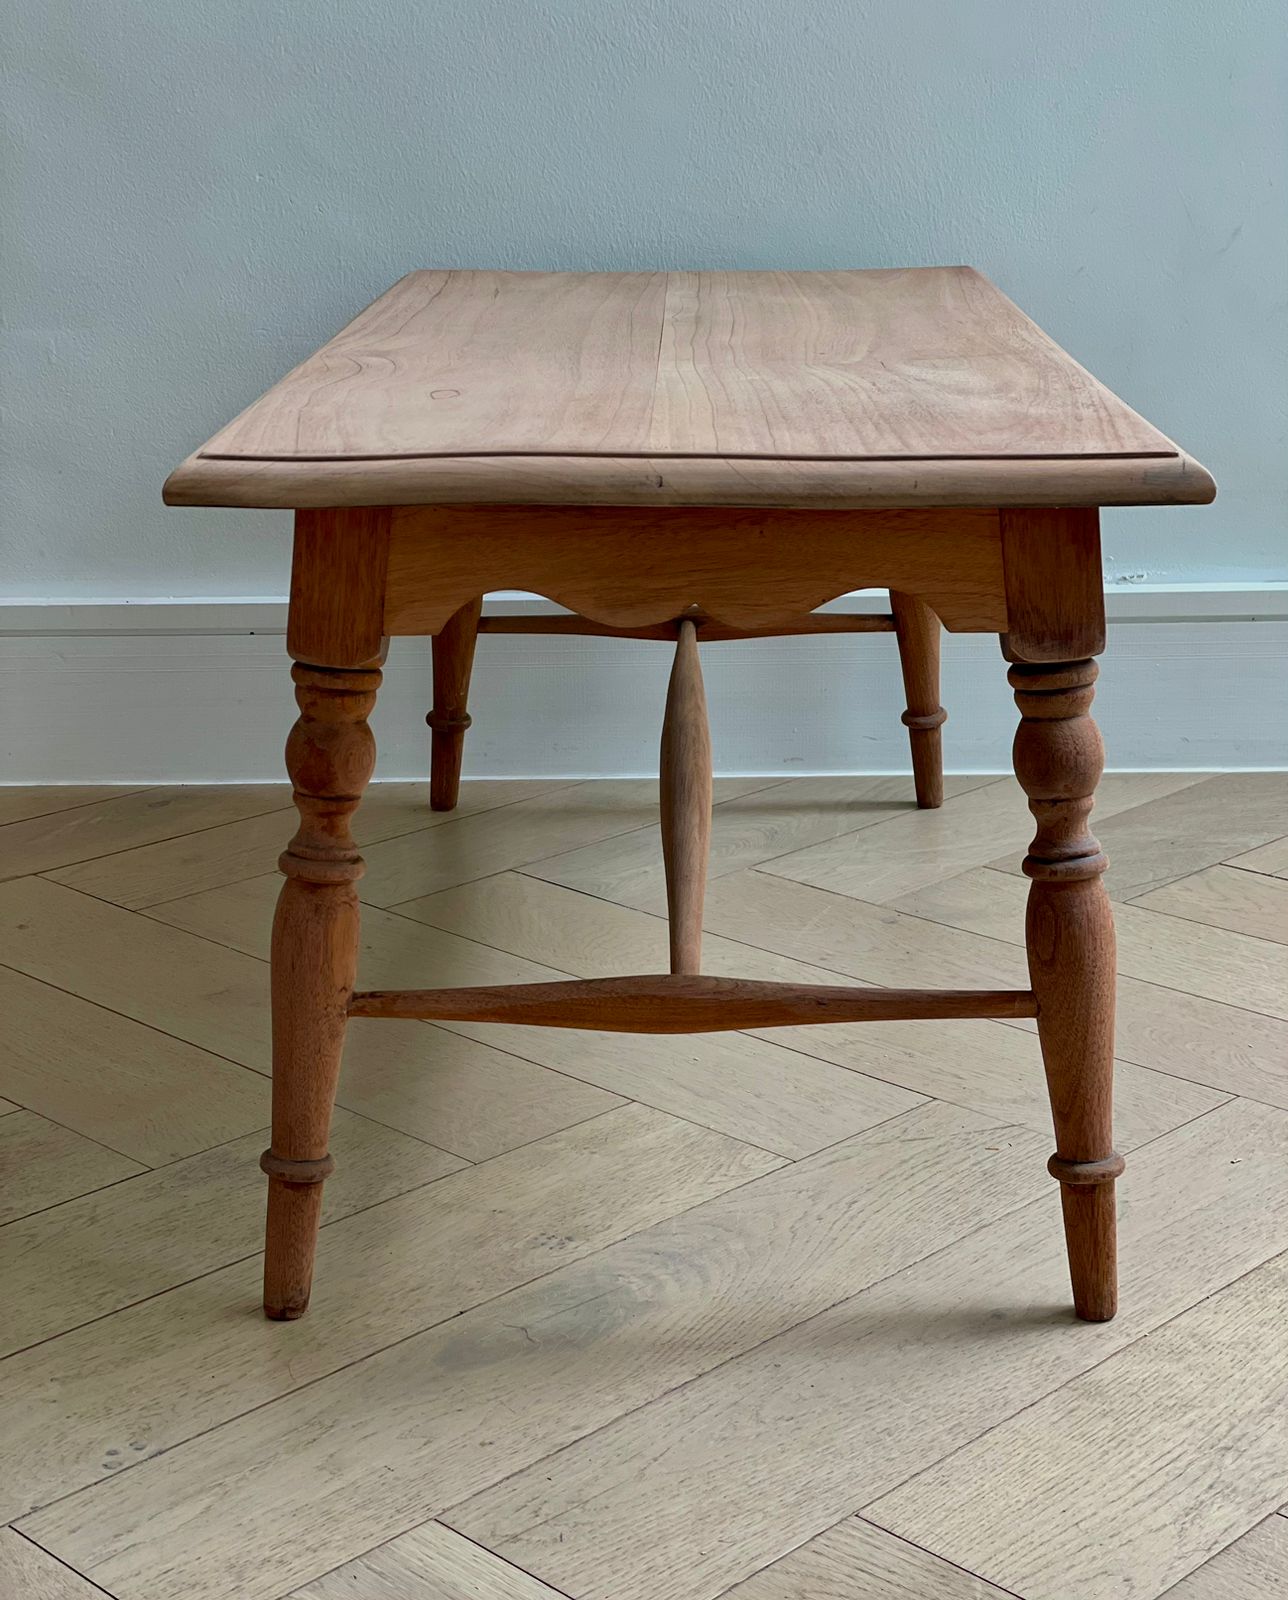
xmin=380 ymin=504 xmax=1008 ymax=635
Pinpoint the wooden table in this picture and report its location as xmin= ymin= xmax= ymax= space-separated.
xmin=167 ymin=267 xmax=1215 ymax=1327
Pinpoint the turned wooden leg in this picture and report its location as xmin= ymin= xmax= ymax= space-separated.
xmin=264 ymin=660 xmax=380 ymax=1319
xmin=889 ymin=591 xmax=946 ymax=809
xmin=1011 ymin=656 xmax=1122 ymax=1322
xmin=659 ymin=619 xmax=713 ymax=974
xmin=428 ymin=597 xmax=482 ymax=810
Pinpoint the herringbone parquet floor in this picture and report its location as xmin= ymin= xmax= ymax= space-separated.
xmin=2 ymin=772 xmax=1287 ymax=1600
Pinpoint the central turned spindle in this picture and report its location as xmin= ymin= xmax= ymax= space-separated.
xmin=659 ymin=619 xmax=714 ymax=975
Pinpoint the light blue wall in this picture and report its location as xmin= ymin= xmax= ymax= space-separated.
xmin=5 ymin=0 xmax=1284 ymax=597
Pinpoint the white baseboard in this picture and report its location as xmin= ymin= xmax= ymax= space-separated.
xmin=2 ymin=588 xmax=1285 ymax=782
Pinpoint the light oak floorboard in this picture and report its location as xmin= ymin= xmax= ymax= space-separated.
xmin=891 ymin=867 xmax=1288 ymax=1020
xmin=331 ymin=1023 xmax=624 ymax=1164
xmin=7 ymin=777 xmax=1286 ymax=1600
xmin=1226 ymin=836 xmax=1288 ymax=879
xmin=0 ymin=1111 xmax=143 ymax=1225
xmin=0 ymin=785 xmax=145 ymax=827
xmin=1132 ymin=864 xmax=1288 ymax=946
xmin=46 ymin=779 xmax=563 ymax=909
xmin=718 ymin=1518 xmax=1015 ymax=1599
xmin=0 ymin=785 xmax=290 ymax=880
xmin=18 ymin=1103 xmax=1052 ymax=1599
xmin=292 ymin=1521 xmax=568 ymax=1600
xmin=988 ymin=772 xmax=1288 ymax=900
xmin=0 ymin=874 xmax=582 ymax=1115
xmin=1159 ymin=1515 xmax=1288 ymax=1599
xmin=758 ymin=772 xmax=1202 ymax=906
xmin=0 ymin=1111 xmax=461 ymax=1358
xmin=0 ymin=876 xmax=619 ymax=1166
xmin=148 ymin=873 xmax=926 ymax=1158
xmin=447 ymin=1100 xmax=1288 ymax=1600
xmin=526 ymin=775 xmax=997 ymax=912
xmin=0 ymin=1528 xmax=106 ymax=1599
xmin=360 ymin=779 xmax=770 ymax=906
xmin=406 ymin=871 xmax=1227 ymax=1152
xmin=0 ymin=964 xmax=270 ymax=1165
xmin=447 ymin=1021 xmax=925 ymax=1158
xmin=867 ymin=1250 xmax=1288 ymax=1600
xmin=0 ymin=1104 xmax=778 ymax=1524
xmin=700 ymin=867 xmax=1288 ymax=1107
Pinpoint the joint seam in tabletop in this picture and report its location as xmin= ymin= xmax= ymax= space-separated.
xmin=165 ymin=268 xmax=1214 ymax=507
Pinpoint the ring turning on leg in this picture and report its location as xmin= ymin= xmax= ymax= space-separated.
xmin=890 ymin=591 xmax=946 ymax=809
xmin=264 ymin=661 xmax=379 ymax=1319
xmin=428 ymin=597 xmax=482 ymax=811
xmin=1011 ymin=657 xmax=1122 ymax=1322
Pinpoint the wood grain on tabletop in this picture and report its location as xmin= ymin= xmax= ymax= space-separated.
xmin=164 ymin=267 xmax=1215 ymax=507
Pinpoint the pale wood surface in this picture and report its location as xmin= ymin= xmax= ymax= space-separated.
xmin=1131 ymin=863 xmax=1288 ymax=945
xmin=0 ymin=1529 xmax=105 ymax=1599
xmin=717 ymin=1518 xmax=1015 ymax=1599
xmin=0 ymin=964 xmax=271 ymax=1165
xmin=889 ymin=866 xmax=1288 ymax=1020
xmin=2 ymin=1104 xmax=776 ymax=1526
xmin=0 ymin=784 xmax=289 ymax=881
xmin=165 ymin=267 xmax=1215 ymax=508
xmin=0 ymin=1110 xmax=143 ymax=1227
xmin=1160 ymin=1516 xmax=1288 ymax=1598
xmin=1226 ymin=835 xmax=1288 ymax=879
xmin=292 ymin=1521 xmax=570 ymax=1599
xmin=0 ymin=786 xmax=146 ymax=828
xmin=46 ymin=780 xmax=559 ymax=910
xmin=448 ymin=1100 xmax=1288 ymax=1600
xmin=867 ymin=1251 xmax=1288 ymax=1600
xmin=141 ymin=869 xmax=925 ymax=1157
xmin=3 ymin=775 xmax=1285 ymax=1600
xmin=22 ymin=1102 xmax=1052 ymax=1600
xmin=1 ymin=1113 xmax=460 ymax=1358
xmin=760 ymin=770 xmax=1203 ymax=905
xmin=526 ymin=774 xmax=996 ymax=911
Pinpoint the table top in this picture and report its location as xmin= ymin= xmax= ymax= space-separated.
xmin=165 ymin=267 xmax=1214 ymax=510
